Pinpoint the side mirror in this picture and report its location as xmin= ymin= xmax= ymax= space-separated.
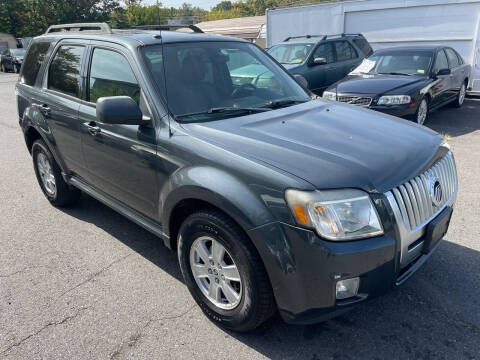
xmin=313 ymin=57 xmax=327 ymax=65
xmin=436 ymin=68 xmax=451 ymax=76
xmin=293 ymin=74 xmax=309 ymax=89
xmin=96 ymin=96 xmax=144 ymax=125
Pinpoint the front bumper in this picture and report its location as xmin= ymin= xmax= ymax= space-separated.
xmin=369 ymin=103 xmax=417 ymax=118
xmin=248 ymin=191 xmax=453 ymax=325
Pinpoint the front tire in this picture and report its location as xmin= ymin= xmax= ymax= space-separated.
xmin=453 ymin=82 xmax=467 ymax=108
xmin=177 ymin=210 xmax=275 ymax=332
xmin=415 ymin=97 xmax=429 ymax=125
xmin=15 ymin=64 xmax=20 ymax=73
xmin=32 ymin=139 xmax=81 ymax=207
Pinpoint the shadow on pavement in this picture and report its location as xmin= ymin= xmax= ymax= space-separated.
xmin=425 ymin=98 xmax=480 ymax=138
xmin=61 ymin=195 xmax=480 ymax=359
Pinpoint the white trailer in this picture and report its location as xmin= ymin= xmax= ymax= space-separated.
xmin=266 ymin=0 xmax=480 ymax=93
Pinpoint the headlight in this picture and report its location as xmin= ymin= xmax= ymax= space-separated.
xmin=285 ymin=189 xmax=383 ymax=241
xmin=377 ymin=95 xmax=411 ymax=105
xmin=322 ymin=91 xmax=336 ymax=101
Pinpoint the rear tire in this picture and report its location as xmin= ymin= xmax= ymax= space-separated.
xmin=177 ymin=209 xmax=275 ymax=332
xmin=453 ymin=82 xmax=467 ymax=108
xmin=32 ymin=139 xmax=81 ymax=207
xmin=1 ymin=63 xmax=6 ymax=73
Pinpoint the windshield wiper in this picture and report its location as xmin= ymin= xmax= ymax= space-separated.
xmin=262 ymin=99 xmax=309 ymax=109
xmin=175 ymin=107 xmax=271 ymax=120
xmin=377 ymin=72 xmax=412 ymax=76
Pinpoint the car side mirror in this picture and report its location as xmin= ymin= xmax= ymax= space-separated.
xmin=96 ymin=96 xmax=145 ymax=125
xmin=293 ymin=74 xmax=309 ymax=89
xmin=313 ymin=57 xmax=327 ymax=65
xmin=436 ymin=68 xmax=451 ymax=76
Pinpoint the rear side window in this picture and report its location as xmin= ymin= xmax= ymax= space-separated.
xmin=335 ymin=41 xmax=357 ymax=61
xmin=352 ymin=38 xmax=373 ymax=56
xmin=48 ymin=45 xmax=85 ymax=98
xmin=20 ymin=41 xmax=51 ymax=86
xmin=88 ymin=48 xmax=140 ymax=104
xmin=445 ymin=48 xmax=460 ymax=68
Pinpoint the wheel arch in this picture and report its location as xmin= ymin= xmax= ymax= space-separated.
xmin=160 ymin=167 xmax=275 ymax=251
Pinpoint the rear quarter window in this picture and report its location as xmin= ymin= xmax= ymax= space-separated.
xmin=20 ymin=41 xmax=51 ymax=86
xmin=352 ymin=38 xmax=373 ymax=56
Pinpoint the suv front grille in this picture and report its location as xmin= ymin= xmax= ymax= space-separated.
xmin=391 ymin=152 xmax=456 ymax=232
xmin=385 ymin=152 xmax=457 ymax=267
xmin=337 ymin=96 xmax=372 ymax=106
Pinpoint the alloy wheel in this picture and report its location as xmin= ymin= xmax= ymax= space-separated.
xmin=37 ymin=152 xmax=57 ymax=197
xmin=417 ymin=99 xmax=428 ymax=125
xmin=458 ymin=84 xmax=466 ymax=105
xmin=189 ymin=236 xmax=242 ymax=310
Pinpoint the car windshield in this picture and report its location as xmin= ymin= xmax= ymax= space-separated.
xmin=351 ymin=51 xmax=433 ymax=76
xmin=267 ymin=43 xmax=314 ymax=65
xmin=143 ymin=41 xmax=310 ymax=122
xmin=11 ymin=49 xmax=26 ymax=57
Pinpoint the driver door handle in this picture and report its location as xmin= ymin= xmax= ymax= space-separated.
xmin=83 ymin=121 xmax=101 ymax=136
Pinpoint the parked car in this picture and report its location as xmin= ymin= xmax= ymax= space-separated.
xmin=323 ymin=46 xmax=471 ymax=124
xmin=1 ymin=48 xmax=25 ymax=73
xmin=266 ymin=33 xmax=373 ymax=95
xmin=17 ymin=23 xmax=457 ymax=332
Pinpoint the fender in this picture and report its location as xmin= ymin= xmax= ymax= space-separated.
xmin=160 ymin=166 xmax=276 ymax=248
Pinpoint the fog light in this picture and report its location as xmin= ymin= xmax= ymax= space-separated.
xmin=336 ymin=277 xmax=360 ymax=299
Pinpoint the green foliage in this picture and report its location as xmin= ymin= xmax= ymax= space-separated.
xmin=0 ymin=0 xmax=337 ymax=38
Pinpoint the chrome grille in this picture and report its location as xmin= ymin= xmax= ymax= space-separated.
xmin=390 ymin=152 xmax=456 ymax=232
xmin=337 ymin=96 xmax=372 ymax=106
xmin=385 ymin=151 xmax=457 ymax=267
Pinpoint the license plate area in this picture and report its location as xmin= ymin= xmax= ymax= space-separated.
xmin=422 ymin=206 xmax=453 ymax=254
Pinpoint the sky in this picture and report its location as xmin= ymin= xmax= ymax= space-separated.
xmin=143 ymin=0 xmax=220 ymax=10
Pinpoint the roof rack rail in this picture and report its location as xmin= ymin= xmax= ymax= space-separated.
xmin=133 ymin=24 xmax=203 ymax=33
xmin=45 ymin=22 xmax=112 ymax=34
xmin=283 ymin=34 xmax=325 ymax=42
xmin=283 ymin=33 xmax=364 ymax=42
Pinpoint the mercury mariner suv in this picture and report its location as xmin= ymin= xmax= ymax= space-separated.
xmin=16 ymin=23 xmax=457 ymax=332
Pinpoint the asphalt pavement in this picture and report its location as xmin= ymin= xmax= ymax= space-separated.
xmin=1 ymin=72 xmax=479 ymax=359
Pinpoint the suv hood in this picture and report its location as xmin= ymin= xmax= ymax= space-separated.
xmin=181 ymin=100 xmax=443 ymax=193
xmin=333 ymin=74 xmax=428 ymax=95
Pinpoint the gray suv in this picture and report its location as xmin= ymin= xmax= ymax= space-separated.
xmin=16 ymin=23 xmax=457 ymax=332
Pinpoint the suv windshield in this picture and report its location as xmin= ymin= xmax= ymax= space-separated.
xmin=11 ymin=49 xmax=26 ymax=57
xmin=143 ymin=41 xmax=310 ymax=122
xmin=267 ymin=43 xmax=314 ymax=64
xmin=352 ymin=51 xmax=433 ymax=76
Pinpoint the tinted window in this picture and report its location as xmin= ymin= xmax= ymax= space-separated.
xmin=352 ymin=38 xmax=373 ymax=56
xmin=20 ymin=41 xmax=51 ymax=86
xmin=48 ymin=45 xmax=84 ymax=98
xmin=335 ymin=41 xmax=357 ymax=61
xmin=312 ymin=43 xmax=334 ymax=64
xmin=267 ymin=43 xmax=314 ymax=65
xmin=434 ymin=50 xmax=449 ymax=73
xmin=445 ymin=48 xmax=460 ymax=68
xmin=89 ymin=48 xmax=140 ymax=104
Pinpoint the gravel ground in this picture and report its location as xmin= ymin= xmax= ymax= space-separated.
xmin=0 ymin=72 xmax=479 ymax=360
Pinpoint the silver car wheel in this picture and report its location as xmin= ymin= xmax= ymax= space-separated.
xmin=417 ymin=99 xmax=428 ymax=125
xmin=190 ymin=236 xmax=242 ymax=310
xmin=458 ymin=84 xmax=466 ymax=105
xmin=37 ymin=152 xmax=57 ymax=197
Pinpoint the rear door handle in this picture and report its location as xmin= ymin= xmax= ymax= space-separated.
xmin=83 ymin=121 xmax=101 ymax=136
